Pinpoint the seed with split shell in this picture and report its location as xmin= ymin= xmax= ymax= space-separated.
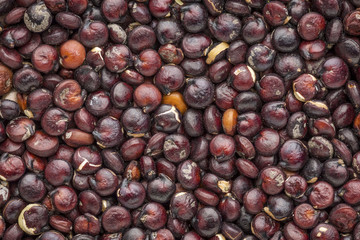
xmin=206 ymin=42 xmax=229 ymax=65
xmin=24 ymin=2 xmax=53 ymax=33
xmin=162 ymin=92 xmax=188 ymax=114
xmin=163 ymin=134 xmax=190 ymax=163
xmin=177 ymin=160 xmax=201 ymax=190
xmin=18 ymin=203 xmax=49 ymax=235
xmin=6 ymin=117 xmax=36 ymax=142
xmin=228 ymin=64 xmax=256 ymax=91
xmin=293 ymin=74 xmax=318 ymax=102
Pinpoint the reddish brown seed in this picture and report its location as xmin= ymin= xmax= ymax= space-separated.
xmin=293 ymin=74 xmax=318 ymax=102
xmin=338 ymin=179 xmax=360 ymax=205
xmin=235 ymin=158 xmax=259 ymax=179
xmin=18 ymin=203 xmax=49 ymax=235
xmin=59 ymin=40 xmax=86 ymax=69
xmin=2 ymin=198 xmax=26 ymax=224
xmin=155 ymin=64 xmax=185 ymax=95
xmin=53 ymin=80 xmax=86 ymax=111
xmin=5 ymin=7 xmax=26 ymax=25
xmin=163 ymin=134 xmax=190 ymax=163
xmin=86 ymin=47 xmax=105 ymax=72
xmin=284 ymin=175 xmax=307 ymax=199
xmin=309 ymin=118 xmax=336 ymax=139
xmin=251 ymin=212 xmax=280 ymax=240
xmin=73 ymin=214 xmax=101 ymax=236
xmin=192 ymin=206 xmax=222 ymax=238
xmin=209 ymin=60 xmax=232 ymax=84
xmin=210 ymin=134 xmax=235 ymax=162
xmin=218 ymin=194 xmax=241 ymax=222
xmin=99 ymin=72 xmax=123 ymax=97
xmin=243 ymin=188 xmax=267 ymax=214
xmin=62 ymin=129 xmax=94 ymax=147
xmin=104 ymin=44 xmax=132 ymax=73
xmin=150 ymin=229 xmax=175 ymax=240
xmin=22 ymin=150 xmax=46 ymax=173
xmin=147 ymin=173 xmax=175 ymax=203
xmin=208 ymin=13 xmax=241 ymax=42
xmin=332 ymin=103 xmax=355 ymax=128
xmin=234 ymin=135 xmax=255 ymax=159
xmin=261 ymin=101 xmax=289 ymax=130
xmin=25 ymin=130 xmax=59 ymax=157
xmin=263 ymin=1 xmax=289 ymax=26
xmin=285 ymin=91 xmax=303 ymax=113
xmin=170 ymin=191 xmax=198 ymax=221
xmin=279 ymin=139 xmax=308 ymax=171
xmin=308 ymin=136 xmax=334 ymax=160
xmin=128 ymin=25 xmax=157 ymax=53
xmin=74 ymin=108 xmax=97 ymax=133
xmin=321 ymin=57 xmax=349 ymax=89
xmin=194 ymin=188 xmax=220 ymax=206
xmin=310 ymin=223 xmax=339 ymax=240
xmin=158 ymin=44 xmax=184 ymax=65
xmin=134 ymin=49 xmax=162 ymax=77
xmin=120 ymin=138 xmax=146 ymax=161
xmin=181 ymin=33 xmax=212 ymax=59
xmin=297 ymin=12 xmax=326 ymax=41
xmin=254 ymin=128 xmax=280 ymax=157
xmin=293 ymin=203 xmax=320 ymax=230
xmin=0 ymin=46 xmax=23 ymax=69
xmin=6 ymin=117 xmax=35 ymax=142
xmin=45 ymin=159 xmax=73 ymax=187
xmin=237 ymin=112 xmax=262 ymax=138
xmin=140 ymin=202 xmax=168 ymax=231
xmin=18 ymin=173 xmax=46 ymax=203
xmin=177 ymin=160 xmax=201 ymax=190
xmin=344 ymin=9 xmax=360 ymax=36
xmin=134 ymin=83 xmax=162 ymax=113
xmin=41 ymin=108 xmax=69 ymax=136
xmin=144 ymin=133 xmax=167 ymax=158
xmin=128 ymin=2 xmax=151 ymax=25
xmin=309 ymin=181 xmax=334 ymax=209
xmin=299 ymin=40 xmax=326 ymax=61
xmin=31 ymin=44 xmax=58 ymax=73
xmin=72 ymin=146 xmax=102 ymax=174
xmin=102 ymin=206 xmax=131 ymax=233
xmin=0 ymin=65 xmax=13 ymax=96
xmin=256 ymin=73 xmax=285 ymax=102
xmin=283 ymin=222 xmax=308 ymax=240
xmin=286 ymin=111 xmax=308 ymax=139
xmin=124 ymin=160 xmax=141 ymax=181
xmin=68 ymin=0 xmax=88 ymax=15
xmin=101 ymin=0 xmax=128 ymax=23
xmin=3 ymin=223 xmax=24 ymax=239
xmin=228 ymin=64 xmax=256 ymax=91
xmin=92 ymin=116 xmax=124 ymax=148
xmin=24 ymin=88 xmax=53 ymax=121
xmin=329 ymin=203 xmax=358 ymax=233
xmin=117 ymin=179 xmax=146 ymax=209
xmin=0 ymin=138 xmax=25 ymax=156
xmin=50 ymin=186 xmax=78 ymax=213
xmin=49 ymin=215 xmax=72 ymax=233
xmin=332 ymin=138 xmax=352 ymax=166
xmin=258 ymin=166 xmax=286 ymax=195
xmin=0 ymin=153 xmax=26 ymax=182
